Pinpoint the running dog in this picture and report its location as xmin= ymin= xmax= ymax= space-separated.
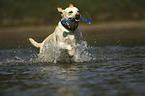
xmin=29 ymin=4 xmax=82 ymax=60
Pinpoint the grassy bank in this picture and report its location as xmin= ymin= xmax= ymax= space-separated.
xmin=1 ymin=0 xmax=145 ymax=25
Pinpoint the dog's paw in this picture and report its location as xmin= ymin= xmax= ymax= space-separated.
xmin=66 ymin=45 xmax=72 ymax=50
xmin=59 ymin=42 xmax=72 ymax=50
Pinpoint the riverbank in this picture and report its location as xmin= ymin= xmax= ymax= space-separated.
xmin=0 ymin=21 xmax=145 ymax=49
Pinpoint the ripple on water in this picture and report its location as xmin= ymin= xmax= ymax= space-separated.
xmin=0 ymin=46 xmax=145 ymax=96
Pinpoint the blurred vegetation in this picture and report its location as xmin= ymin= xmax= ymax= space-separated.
xmin=0 ymin=0 xmax=145 ymax=26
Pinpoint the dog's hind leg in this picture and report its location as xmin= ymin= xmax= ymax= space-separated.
xmin=29 ymin=38 xmax=41 ymax=48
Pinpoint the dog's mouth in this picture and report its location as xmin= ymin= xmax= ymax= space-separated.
xmin=61 ymin=13 xmax=81 ymax=31
xmin=68 ymin=13 xmax=80 ymax=23
xmin=67 ymin=18 xmax=80 ymax=23
xmin=72 ymin=18 xmax=80 ymax=23
xmin=74 ymin=18 xmax=80 ymax=23
xmin=74 ymin=13 xmax=80 ymax=23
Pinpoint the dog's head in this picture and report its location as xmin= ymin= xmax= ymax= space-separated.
xmin=57 ymin=4 xmax=80 ymax=23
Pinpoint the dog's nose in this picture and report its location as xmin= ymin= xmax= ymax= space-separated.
xmin=75 ymin=13 xmax=80 ymax=19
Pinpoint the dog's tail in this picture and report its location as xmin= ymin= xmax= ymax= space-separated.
xmin=29 ymin=38 xmax=41 ymax=48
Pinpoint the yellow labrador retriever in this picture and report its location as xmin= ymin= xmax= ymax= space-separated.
xmin=29 ymin=4 xmax=82 ymax=60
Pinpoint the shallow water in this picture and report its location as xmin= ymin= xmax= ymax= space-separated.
xmin=0 ymin=27 xmax=145 ymax=96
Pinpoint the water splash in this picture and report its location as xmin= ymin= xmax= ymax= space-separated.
xmin=0 ymin=49 xmax=37 ymax=65
xmin=36 ymin=40 xmax=95 ymax=63
xmin=36 ymin=41 xmax=69 ymax=63
xmin=0 ymin=41 xmax=95 ymax=65
xmin=74 ymin=41 xmax=95 ymax=62
xmin=1 ymin=45 xmax=145 ymax=65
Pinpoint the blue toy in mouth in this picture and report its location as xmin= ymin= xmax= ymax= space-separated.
xmin=80 ymin=18 xmax=92 ymax=24
xmin=61 ymin=18 xmax=74 ymax=24
xmin=61 ymin=18 xmax=92 ymax=24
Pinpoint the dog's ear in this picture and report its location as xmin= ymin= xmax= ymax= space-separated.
xmin=57 ymin=8 xmax=63 ymax=12
xmin=69 ymin=4 xmax=74 ymax=7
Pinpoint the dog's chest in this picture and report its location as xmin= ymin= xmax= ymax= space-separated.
xmin=62 ymin=31 xmax=75 ymax=43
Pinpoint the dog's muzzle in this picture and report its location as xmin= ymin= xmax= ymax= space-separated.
xmin=75 ymin=13 xmax=80 ymax=23
xmin=75 ymin=13 xmax=80 ymax=19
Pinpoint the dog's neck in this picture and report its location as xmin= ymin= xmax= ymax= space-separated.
xmin=61 ymin=19 xmax=79 ymax=31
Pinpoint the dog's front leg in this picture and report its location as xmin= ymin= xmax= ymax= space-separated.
xmin=59 ymin=42 xmax=72 ymax=50
xmin=59 ymin=42 xmax=74 ymax=56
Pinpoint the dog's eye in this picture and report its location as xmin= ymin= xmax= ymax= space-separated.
xmin=69 ymin=11 xmax=73 ymax=14
xmin=77 ymin=11 xmax=79 ymax=13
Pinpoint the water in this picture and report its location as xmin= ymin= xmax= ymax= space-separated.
xmin=37 ymin=40 xmax=93 ymax=63
xmin=0 ymin=27 xmax=145 ymax=96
